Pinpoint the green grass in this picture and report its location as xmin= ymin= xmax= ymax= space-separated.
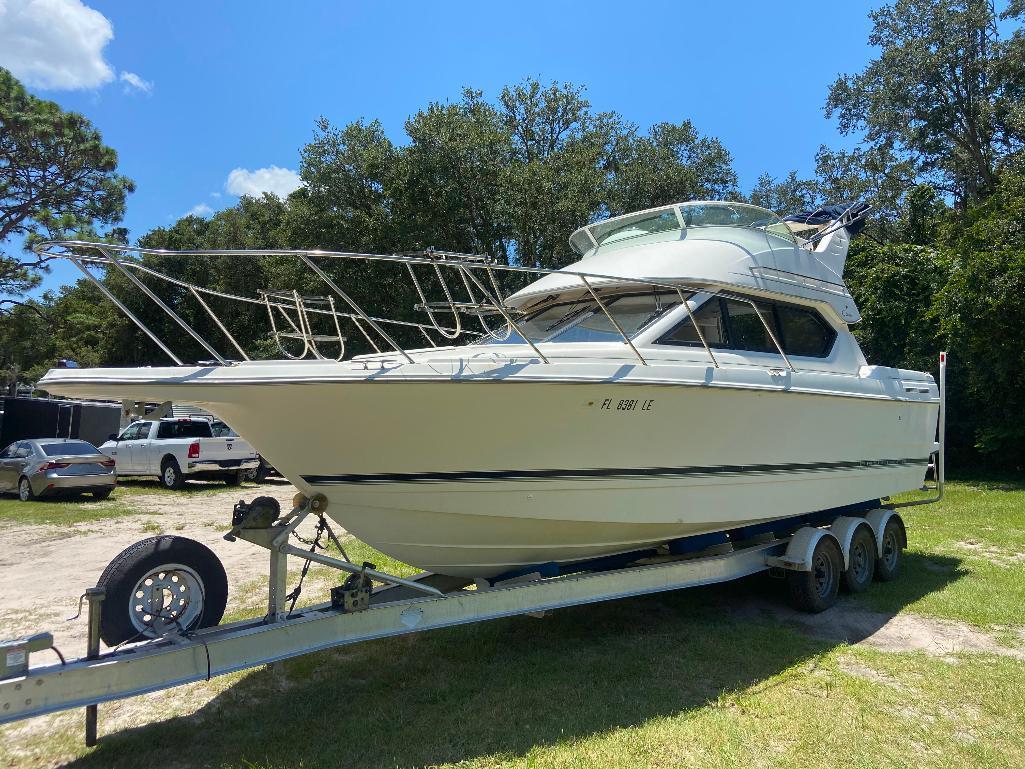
xmin=0 ymin=477 xmax=264 ymax=525
xmin=0 ymin=493 xmax=135 ymax=526
xmin=1 ymin=479 xmax=1023 ymax=769
xmin=864 ymin=478 xmax=1025 ymax=626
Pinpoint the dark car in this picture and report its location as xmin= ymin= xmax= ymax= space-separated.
xmin=0 ymin=439 xmax=116 ymax=501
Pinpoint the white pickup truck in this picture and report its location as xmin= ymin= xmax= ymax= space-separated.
xmin=99 ymin=417 xmax=259 ymax=489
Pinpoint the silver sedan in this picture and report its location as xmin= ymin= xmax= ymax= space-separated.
xmin=0 ymin=439 xmax=117 ymax=501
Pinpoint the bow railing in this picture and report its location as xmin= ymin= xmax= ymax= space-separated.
xmin=32 ymin=241 xmax=777 ymax=370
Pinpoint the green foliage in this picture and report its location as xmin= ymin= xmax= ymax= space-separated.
xmin=845 ymin=172 xmax=1025 ymax=465
xmin=748 ymin=171 xmax=820 ymax=214
xmin=844 ymin=241 xmax=951 ymax=373
xmin=934 ymin=174 xmax=1025 ymax=459
xmin=825 ymin=0 xmax=1025 ymax=209
xmin=0 ymin=67 xmax=134 ymax=299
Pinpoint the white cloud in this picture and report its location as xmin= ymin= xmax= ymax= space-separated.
xmin=119 ymin=71 xmax=151 ymax=94
xmin=185 ymin=203 xmax=213 ymax=218
xmin=0 ymin=0 xmax=115 ymax=90
xmin=225 ymin=166 xmax=303 ymax=198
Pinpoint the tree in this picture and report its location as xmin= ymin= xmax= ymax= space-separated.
xmin=824 ymin=0 xmax=1025 ymax=210
xmin=397 ymin=90 xmax=511 ymax=258
xmin=610 ymin=121 xmax=737 ymax=215
xmin=0 ymin=67 xmax=134 ymax=305
xmin=498 ymin=80 xmax=624 ymax=269
xmin=748 ymin=171 xmax=820 ymax=215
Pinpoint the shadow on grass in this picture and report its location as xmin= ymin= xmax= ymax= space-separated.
xmin=947 ymin=471 xmax=1025 ymax=493
xmin=65 ymin=554 xmax=964 ymax=769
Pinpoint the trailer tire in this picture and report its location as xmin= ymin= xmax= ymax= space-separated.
xmin=96 ymin=536 xmax=228 ymax=645
xmin=842 ymin=524 xmax=877 ymax=594
xmin=160 ymin=457 xmax=186 ymax=490
xmin=874 ymin=518 xmax=905 ymax=582
xmin=787 ymin=536 xmax=842 ymax=613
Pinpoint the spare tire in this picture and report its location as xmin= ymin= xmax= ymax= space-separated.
xmin=96 ymin=536 xmax=228 ymax=645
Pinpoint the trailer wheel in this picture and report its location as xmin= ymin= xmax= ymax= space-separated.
xmin=874 ymin=518 xmax=905 ymax=582
xmin=787 ymin=536 xmax=842 ymax=613
xmin=842 ymin=525 xmax=877 ymax=593
xmin=96 ymin=536 xmax=228 ymax=645
xmin=160 ymin=457 xmax=186 ymax=490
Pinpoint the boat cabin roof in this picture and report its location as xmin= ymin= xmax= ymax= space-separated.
xmin=505 ymin=200 xmax=863 ymax=324
xmin=569 ymin=201 xmax=796 ymax=257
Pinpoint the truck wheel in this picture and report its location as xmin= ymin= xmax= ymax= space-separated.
xmin=224 ymin=469 xmax=246 ymax=486
xmin=161 ymin=458 xmax=186 ymax=490
xmin=96 ymin=536 xmax=228 ymax=645
xmin=875 ymin=518 xmax=905 ymax=582
xmin=252 ymin=459 xmax=270 ymax=483
xmin=787 ymin=536 xmax=842 ymax=613
xmin=842 ymin=524 xmax=877 ymax=593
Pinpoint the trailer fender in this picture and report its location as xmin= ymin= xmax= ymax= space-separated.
xmin=862 ymin=509 xmax=907 ymax=559
xmin=829 ymin=516 xmax=877 ymax=570
xmin=766 ymin=526 xmax=841 ymax=572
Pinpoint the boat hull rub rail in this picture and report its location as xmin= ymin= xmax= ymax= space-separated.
xmin=0 ymin=539 xmax=785 ymax=724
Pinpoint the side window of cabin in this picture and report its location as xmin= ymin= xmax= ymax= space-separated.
xmin=776 ymin=305 xmax=834 ymax=357
xmin=721 ymin=299 xmax=778 ymax=354
xmin=658 ymin=296 xmax=835 ymax=358
xmin=658 ymin=297 xmax=728 ymax=347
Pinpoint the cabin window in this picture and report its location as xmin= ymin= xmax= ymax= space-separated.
xmin=658 ymin=296 xmax=835 ymax=358
xmin=483 ymin=291 xmax=683 ymax=346
xmin=721 ymin=298 xmax=779 ymax=354
xmin=659 ymin=297 xmax=728 ymax=347
xmin=775 ymin=305 xmax=834 ymax=357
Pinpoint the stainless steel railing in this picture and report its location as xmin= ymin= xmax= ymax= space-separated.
xmin=32 ymin=240 xmax=795 ymax=369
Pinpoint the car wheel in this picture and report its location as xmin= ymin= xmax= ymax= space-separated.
xmin=160 ymin=458 xmax=186 ymax=490
xmin=92 ymin=488 xmax=113 ymax=500
xmin=18 ymin=476 xmax=36 ymax=502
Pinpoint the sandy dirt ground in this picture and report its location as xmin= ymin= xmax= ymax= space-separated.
xmin=0 ymin=481 xmax=330 ymax=655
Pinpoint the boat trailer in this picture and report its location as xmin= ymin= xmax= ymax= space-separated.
xmin=0 ymin=501 xmax=923 ymax=743
xmin=0 ymin=355 xmax=946 ymax=745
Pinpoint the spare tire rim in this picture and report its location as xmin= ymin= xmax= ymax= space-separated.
xmin=130 ymin=563 xmax=205 ymax=637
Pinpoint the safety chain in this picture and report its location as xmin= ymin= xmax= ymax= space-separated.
xmin=285 ymin=514 xmax=353 ymax=616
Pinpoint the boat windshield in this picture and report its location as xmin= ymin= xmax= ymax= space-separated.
xmin=482 ymin=291 xmax=684 ymax=346
xmin=571 ymin=202 xmax=795 ymax=254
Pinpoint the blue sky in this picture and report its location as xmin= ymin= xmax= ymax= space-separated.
xmin=2 ymin=0 xmax=877 ymax=292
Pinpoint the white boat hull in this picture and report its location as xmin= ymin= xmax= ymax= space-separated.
xmin=43 ymin=363 xmax=937 ymax=577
